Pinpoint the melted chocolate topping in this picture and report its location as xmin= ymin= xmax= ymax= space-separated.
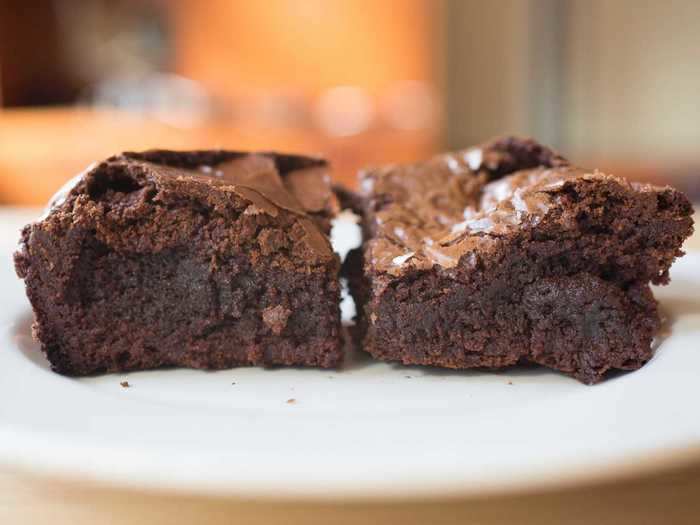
xmin=48 ymin=150 xmax=335 ymax=260
xmin=359 ymin=137 xmax=643 ymax=275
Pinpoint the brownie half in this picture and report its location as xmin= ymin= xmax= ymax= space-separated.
xmin=348 ymin=137 xmax=694 ymax=383
xmin=15 ymin=150 xmax=343 ymax=375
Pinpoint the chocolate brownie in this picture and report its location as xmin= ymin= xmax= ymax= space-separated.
xmin=348 ymin=137 xmax=694 ymax=383
xmin=15 ymin=150 xmax=343 ymax=375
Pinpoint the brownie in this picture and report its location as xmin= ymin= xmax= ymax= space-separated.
xmin=15 ymin=150 xmax=343 ymax=375
xmin=347 ymin=137 xmax=694 ymax=383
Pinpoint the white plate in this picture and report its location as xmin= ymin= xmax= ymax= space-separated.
xmin=1 ymin=208 xmax=700 ymax=500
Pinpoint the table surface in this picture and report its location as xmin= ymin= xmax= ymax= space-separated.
xmin=2 ymin=208 xmax=699 ymax=525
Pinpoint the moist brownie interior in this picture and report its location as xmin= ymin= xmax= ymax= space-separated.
xmin=15 ymin=150 xmax=343 ymax=375
xmin=347 ymin=137 xmax=694 ymax=383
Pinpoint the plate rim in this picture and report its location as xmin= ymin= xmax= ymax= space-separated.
xmin=1 ymin=424 xmax=699 ymax=501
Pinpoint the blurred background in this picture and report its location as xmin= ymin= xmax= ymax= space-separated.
xmin=1 ymin=0 xmax=699 ymax=205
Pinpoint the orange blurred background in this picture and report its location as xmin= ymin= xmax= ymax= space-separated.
xmin=1 ymin=0 xmax=699 ymax=206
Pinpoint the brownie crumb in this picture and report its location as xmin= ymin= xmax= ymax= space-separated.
xmin=262 ymin=305 xmax=292 ymax=336
xmin=14 ymin=149 xmax=344 ymax=376
xmin=347 ymin=136 xmax=694 ymax=384
xmin=120 ymin=381 xmax=130 ymax=388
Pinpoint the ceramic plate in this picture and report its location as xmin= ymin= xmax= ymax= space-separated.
xmin=1 ymin=208 xmax=699 ymax=500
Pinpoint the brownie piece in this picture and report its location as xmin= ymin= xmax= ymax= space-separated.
xmin=348 ymin=137 xmax=694 ymax=383
xmin=15 ymin=150 xmax=343 ymax=375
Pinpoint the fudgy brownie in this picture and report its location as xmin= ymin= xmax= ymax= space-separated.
xmin=348 ymin=137 xmax=694 ymax=383
xmin=15 ymin=150 xmax=343 ymax=375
